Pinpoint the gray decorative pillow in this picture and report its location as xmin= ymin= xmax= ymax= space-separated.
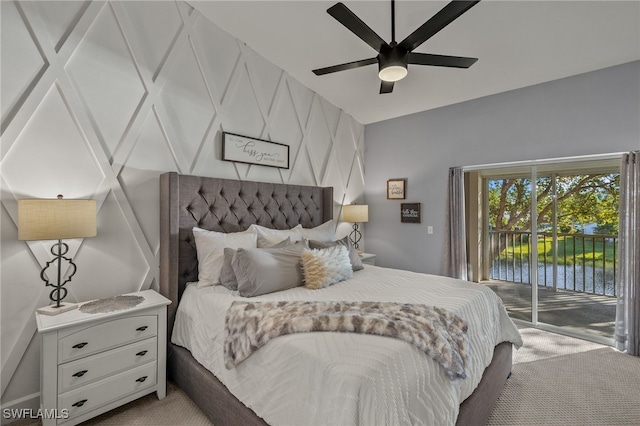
xmin=220 ymin=238 xmax=293 ymax=291
xmin=233 ymin=241 xmax=308 ymax=297
xmin=308 ymin=236 xmax=364 ymax=271
xmin=220 ymin=248 xmax=239 ymax=290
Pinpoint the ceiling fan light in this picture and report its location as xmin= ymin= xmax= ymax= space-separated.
xmin=378 ymin=64 xmax=407 ymax=82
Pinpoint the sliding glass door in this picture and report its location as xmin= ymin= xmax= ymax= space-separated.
xmin=480 ymin=159 xmax=620 ymax=343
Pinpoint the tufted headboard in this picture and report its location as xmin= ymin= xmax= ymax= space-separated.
xmin=159 ymin=172 xmax=333 ymax=332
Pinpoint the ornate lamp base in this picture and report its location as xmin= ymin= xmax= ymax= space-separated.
xmin=349 ymin=223 xmax=362 ymax=250
xmin=38 ymin=240 xmax=78 ymax=315
xmin=37 ymin=301 xmax=77 ymax=316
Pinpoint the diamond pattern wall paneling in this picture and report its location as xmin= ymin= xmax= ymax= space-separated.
xmin=65 ymin=2 xmax=148 ymax=158
xmin=0 ymin=0 xmax=365 ymax=410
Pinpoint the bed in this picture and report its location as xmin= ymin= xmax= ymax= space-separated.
xmin=159 ymin=172 xmax=522 ymax=425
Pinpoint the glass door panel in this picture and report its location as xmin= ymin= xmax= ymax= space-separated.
xmin=536 ymin=173 xmax=619 ymax=339
xmin=485 ymin=171 xmax=533 ymax=322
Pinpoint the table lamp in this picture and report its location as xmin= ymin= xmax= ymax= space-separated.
xmin=343 ymin=204 xmax=368 ymax=250
xmin=18 ymin=195 xmax=96 ymax=315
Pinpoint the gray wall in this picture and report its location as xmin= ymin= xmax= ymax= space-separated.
xmin=364 ymin=61 xmax=640 ymax=274
xmin=0 ymin=0 xmax=364 ymax=414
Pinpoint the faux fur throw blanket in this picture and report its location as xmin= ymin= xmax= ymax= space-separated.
xmin=224 ymin=300 xmax=469 ymax=379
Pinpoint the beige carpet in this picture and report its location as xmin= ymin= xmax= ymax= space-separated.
xmin=11 ymin=328 xmax=640 ymax=425
xmin=10 ymin=381 xmax=212 ymax=426
xmin=487 ymin=327 xmax=640 ymax=426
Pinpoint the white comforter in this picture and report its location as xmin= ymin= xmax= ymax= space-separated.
xmin=172 ymin=265 xmax=522 ymax=425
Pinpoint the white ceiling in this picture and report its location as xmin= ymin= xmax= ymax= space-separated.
xmin=190 ymin=1 xmax=640 ymax=124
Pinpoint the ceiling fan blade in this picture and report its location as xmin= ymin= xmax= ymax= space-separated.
xmin=312 ymin=57 xmax=377 ymax=76
xmin=327 ymin=2 xmax=389 ymax=53
xmin=399 ymin=1 xmax=480 ymax=52
xmin=409 ymin=52 xmax=477 ymax=68
xmin=380 ymin=81 xmax=394 ymax=94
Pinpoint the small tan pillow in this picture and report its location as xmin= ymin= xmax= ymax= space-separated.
xmin=301 ymin=245 xmax=353 ymax=290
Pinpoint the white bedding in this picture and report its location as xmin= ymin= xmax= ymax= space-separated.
xmin=172 ymin=265 xmax=522 ymax=425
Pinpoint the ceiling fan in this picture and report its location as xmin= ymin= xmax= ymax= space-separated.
xmin=312 ymin=0 xmax=480 ymax=94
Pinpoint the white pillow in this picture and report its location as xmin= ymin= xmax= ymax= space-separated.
xmin=301 ymin=219 xmax=335 ymax=242
xmin=250 ymin=224 xmax=304 ymax=248
xmin=301 ymin=245 xmax=353 ymax=290
xmin=192 ymin=227 xmax=257 ymax=287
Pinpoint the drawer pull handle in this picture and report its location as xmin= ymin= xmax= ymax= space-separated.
xmin=136 ymin=376 xmax=148 ymax=383
xmin=72 ymin=342 xmax=88 ymax=349
xmin=72 ymin=399 xmax=87 ymax=408
xmin=72 ymin=370 xmax=88 ymax=378
xmin=136 ymin=350 xmax=148 ymax=357
xmin=136 ymin=326 xmax=148 ymax=332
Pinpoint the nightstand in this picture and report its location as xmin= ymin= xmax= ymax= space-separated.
xmin=360 ymin=253 xmax=376 ymax=266
xmin=35 ymin=290 xmax=170 ymax=426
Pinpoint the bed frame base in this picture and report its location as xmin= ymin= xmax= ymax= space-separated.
xmin=168 ymin=344 xmax=268 ymax=426
xmin=168 ymin=341 xmax=512 ymax=426
xmin=456 ymin=341 xmax=512 ymax=425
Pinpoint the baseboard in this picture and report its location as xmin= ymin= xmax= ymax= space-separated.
xmin=512 ymin=319 xmax=614 ymax=346
xmin=1 ymin=392 xmax=40 ymax=425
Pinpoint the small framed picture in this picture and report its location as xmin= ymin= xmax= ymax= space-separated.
xmin=387 ymin=179 xmax=406 ymax=199
xmin=401 ymin=203 xmax=421 ymax=223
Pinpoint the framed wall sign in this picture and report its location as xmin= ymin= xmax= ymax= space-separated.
xmin=387 ymin=179 xmax=406 ymax=199
xmin=222 ymin=132 xmax=289 ymax=169
xmin=401 ymin=203 xmax=421 ymax=223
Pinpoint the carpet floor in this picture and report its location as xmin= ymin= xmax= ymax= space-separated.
xmin=487 ymin=327 xmax=640 ymax=426
xmin=11 ymin=327 xmax=640 ymax=425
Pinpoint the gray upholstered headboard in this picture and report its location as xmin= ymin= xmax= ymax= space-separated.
xmin=159 ymin=172 xmax=333 ymax=331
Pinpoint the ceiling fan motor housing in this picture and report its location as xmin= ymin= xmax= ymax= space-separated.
xmin=378 ymin=45 xmax=409 ymax=82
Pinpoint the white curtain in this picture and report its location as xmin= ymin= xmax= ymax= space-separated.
xmin=615 ymin=151 xmax=640 ymax=356
xmin=444 ymin=167 xmax=468 ymax=280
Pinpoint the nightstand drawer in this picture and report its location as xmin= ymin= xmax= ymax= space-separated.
xmin=58 ymin=315 xmax=157 ymax=363
xmin=58 ymin=337 xmax=157 ymax=393
xmin=59 ymin=361 xmax=157 ymax=421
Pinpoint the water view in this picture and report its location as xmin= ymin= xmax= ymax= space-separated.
xmin=490 ymin=261 xmax=616 ymax=296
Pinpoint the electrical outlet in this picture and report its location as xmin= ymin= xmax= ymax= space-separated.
xmin=427 ymin=226 xmax=433 ymax=234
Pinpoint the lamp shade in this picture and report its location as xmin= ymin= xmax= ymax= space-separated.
xmin=343 ymin=204 xmax=369 ymax=223
xmin=18 ymin=197 xmax=96 ymax=241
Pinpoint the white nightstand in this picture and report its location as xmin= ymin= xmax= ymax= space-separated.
xmin=360 ymin=253 xmax=376 ymax=266
xmin=35 ymin=290 xmax=171 ymax=426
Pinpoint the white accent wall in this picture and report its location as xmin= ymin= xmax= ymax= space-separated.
xmin=0 ymin=0 xmax=365 ymax=411
xmin=364 ymin=61 xmax=640 ymax=275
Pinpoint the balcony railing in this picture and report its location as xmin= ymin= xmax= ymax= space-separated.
xmin=488 ymin=230 xmax=618 ymax=297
